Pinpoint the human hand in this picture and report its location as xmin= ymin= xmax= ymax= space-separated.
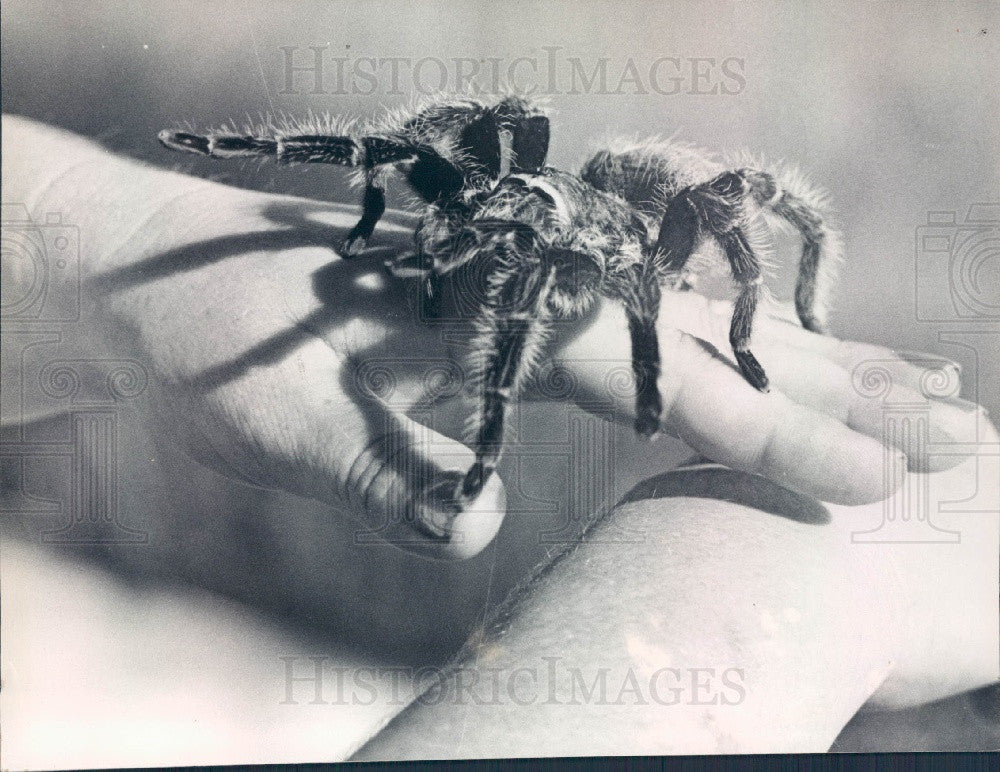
xmin=622 ymin=418 xmax=999 ymax=714
xmin=6 ymin=117 xmax=995 ymax=760
xmin=351 ymin=426 xmax=998 ymax=758
xmin=4 ymin=115 xmax=979 ymax=562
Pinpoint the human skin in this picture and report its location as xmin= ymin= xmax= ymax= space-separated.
xmin=352 ymin=459 xmax=999 ymax=757
xmin=2 ymin=116 xmax=996 ymax=754
xmin=2 ymin=115 xmax=981 ymax=555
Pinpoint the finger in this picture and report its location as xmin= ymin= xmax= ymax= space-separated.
xmin=326 ymin=409 xmax=507 ymax=561
xmin=657 ymin=292 xmax=979 ymax=468
xmin=750 ymin=338 xmax=980 ymax=473
xmin=194 ymin=335 xmax=505 ymax=561
xmin=752 ymin=300 xmax=963 ymax=399
xmin=662 ymin=291 xmax=963 ymax=400
xmin=552 ymin=304 xmax=904 ymax=506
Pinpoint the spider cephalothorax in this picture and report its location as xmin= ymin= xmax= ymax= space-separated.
xmin=158 ymin=100 xmax=840 ymax=540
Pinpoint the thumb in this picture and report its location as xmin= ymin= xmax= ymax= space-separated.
xmin=323 ymin=408 xmax=508 ymax=561
xmin=186 ymin=337 xmax=508 ymax=561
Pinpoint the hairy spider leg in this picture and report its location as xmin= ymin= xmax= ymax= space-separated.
xmin=457 ymin=228 xmax=554 ymax=503
xmin=509 ymin=115 xmax=550 ymax=173
xmin=159 ymin=98 xmax=553 ymax=260
xmin=740 ymin=169 xmax=839 ymax=334
xmin=341 ymin=168 xmax=390 ymax=256
xmin=349 ymin=103 xmax=547 ymax=254
xmin=489 ymin=99 xmax=550 ymax=174
xmin=614 ymin=266 xmax=664 ymax=437
xmin=158 ymin=128 xmax=429 ymax=255
xmin=721 ymin=228 xmax=768 ymax=392
xmin=157 ymin=128 xmax=408 ymax=165
xmin=654 ymin=171 xmax=770 ymax=392
xmin=400 ymin=98 xmax=543 ymax=182
xmin=158 ymin=127 xmax=454 ymax=250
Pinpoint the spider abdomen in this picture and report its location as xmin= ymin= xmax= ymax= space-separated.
xmin=580 ymin=139 xmax=724 ymax=217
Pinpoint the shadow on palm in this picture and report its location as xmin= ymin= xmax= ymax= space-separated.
xmin=78 ymin=196 xmax=836 ymax=665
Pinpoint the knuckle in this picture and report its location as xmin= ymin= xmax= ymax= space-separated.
xmin=341 ymin=429 xmax=410 ymax=517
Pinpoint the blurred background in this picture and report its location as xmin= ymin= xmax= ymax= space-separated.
xmin=2 ymin=0 xmax=998 ymax=764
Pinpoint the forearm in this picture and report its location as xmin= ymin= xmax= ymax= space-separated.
xmin=352 ymin=472 xmax=907 ymax=758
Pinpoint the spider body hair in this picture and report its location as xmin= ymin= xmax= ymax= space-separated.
xmin=157 ymin=101 xmax=842 ymax=542
xmin=158 ymin=94 xmax=551 ymax=255
xmin=406 ymin=169 xmax=662 ymax=503
xmin=580 ymin=138 xmax=842 ymax=334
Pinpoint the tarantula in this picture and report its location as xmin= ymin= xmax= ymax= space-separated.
xmin=158 ymin=97 xmax=839 ymax=534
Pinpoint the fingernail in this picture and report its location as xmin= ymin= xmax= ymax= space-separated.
xmin=911 ymin=424 xmax=962 ymax=473
xmin=877 ymin=450 xmax=908 ymax=498
xmin=410 ymin=474 xmax=463 ymax=541
xmin=408 ymin=471 xmax=506 ymax=560
xmin=894 ymin=349 xmax=961 ymax=375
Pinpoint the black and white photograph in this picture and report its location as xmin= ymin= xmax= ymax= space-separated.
xmin=1 ymin=0 xmax=998 ymax=766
